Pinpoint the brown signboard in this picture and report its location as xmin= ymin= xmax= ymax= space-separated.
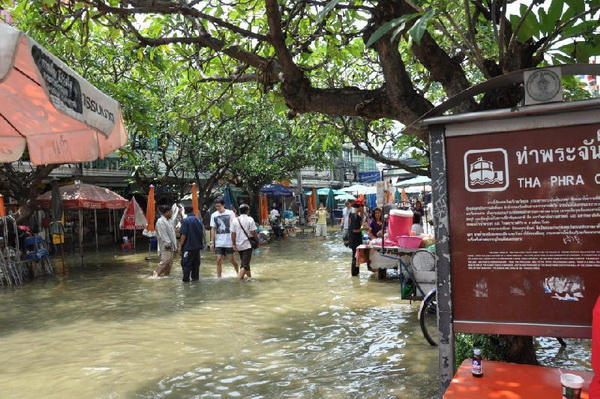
xmin=446 ymin=122 xmax=600 ymax=337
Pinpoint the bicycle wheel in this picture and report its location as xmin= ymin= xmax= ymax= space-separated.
xmin=419 ymin=290 xmax=438 ymax=346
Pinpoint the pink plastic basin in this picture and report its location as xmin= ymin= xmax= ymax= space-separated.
xmin=397 ymin=235 xmax=423 ymax=249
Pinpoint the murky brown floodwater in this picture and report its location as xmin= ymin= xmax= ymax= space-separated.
xmin=0 ymin=233 xmax=591 ymax=398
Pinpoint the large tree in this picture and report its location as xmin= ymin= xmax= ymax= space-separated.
xmin=8 ymin=0 xmax=599 ymax=171
xmin=124 ymin=97 xmax=340 ymax=207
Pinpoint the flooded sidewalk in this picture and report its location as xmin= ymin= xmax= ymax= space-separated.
xmin=0 ymin=235 xmax=439 ymax=398
xmin=0 ymin=234 xmax=588 ymax=398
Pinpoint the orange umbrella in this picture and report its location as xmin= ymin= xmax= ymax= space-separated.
xmin=307 ymin=187 xmax=315 ymax=216
xmin=191 ymin=183 xmax=199 ymax=217
xmin=261 ymin=194 xmax=269 ymax=224
xmin=0 ymin=194 xmax=5 ymax=217
xmin=0 ymin=23 xmax=128 ymax=165
xmin=145 ymin=185 xmax=156 ymax=233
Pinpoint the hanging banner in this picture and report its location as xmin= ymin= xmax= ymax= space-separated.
xmin=359 ymin=171 xmax=380 ymax=183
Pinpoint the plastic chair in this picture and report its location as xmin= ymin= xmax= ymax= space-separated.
xmin=24 ymin=236 xmax=53 ymax=277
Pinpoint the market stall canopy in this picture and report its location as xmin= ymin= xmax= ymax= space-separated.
xmin=306 ymin=188 xmax=346 ymax=196
xmin=395 ymin=176 xmax=432 ymax=187
xmin=335 ymin=193 xmax=356 ymax=201
xmin=260 ymin=184 xmax=294 ymax=197
xmin=405 ymin=185 xmax=432 ymax=194
xmin=340 ymin=184 xmax=372 ymax=194
xmin=37 ymin=182 xmax=128 ymax=210
xmin=0 ymin=22 xmax=127 ymax=165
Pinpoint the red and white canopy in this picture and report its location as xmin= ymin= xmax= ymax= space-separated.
xmin=0 ymin=22 xmax=127 ymax=165
xmin=37 ymin=182 xmax=128 ymax=210
xmin=120 ymin=197 xmax=147 ymax=230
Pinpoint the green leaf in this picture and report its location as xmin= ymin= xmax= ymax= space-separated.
xmin=366 ymin=17 xmax=410 ymax=48
xmin=570 ymin=0 xmax=585 ymax=14
xmin=390 ymin=20 xmax=408 ymax=43
xmin=210 ymin=106 xmax=222 ymax=118
xmin=222 ymin=100 xmax=235 ymax=116
xmin=561 ymin=20 xmax=597 ymax=38
xmin=316 ymin=0 xmax=342 ymax=23
xmin=408 ymin=9 xmax=435 ymax=45
xmin=537 ymin=8 xmax=553 ymax=34
xmin=510 ymin=7 xmax=536 ymax=42
xmin=547 ymin=0 xmax=564 ymax=25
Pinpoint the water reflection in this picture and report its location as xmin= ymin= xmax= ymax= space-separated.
xmin=1 ymin=234 xmax=589 ymax=398
xmin=0 ymin=236 xmax=440 ymax=398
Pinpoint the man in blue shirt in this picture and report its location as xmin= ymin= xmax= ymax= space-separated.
xmin=178 ymin=206 xmax=205 ymax=282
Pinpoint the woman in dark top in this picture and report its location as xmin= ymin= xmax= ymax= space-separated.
xmin=349 ymin=200 xmax=365 ymax=276
xmin=412 ymin=200 xmax=425 ymax=235
xmin=367 ymin=207 xmax=384 ymax=240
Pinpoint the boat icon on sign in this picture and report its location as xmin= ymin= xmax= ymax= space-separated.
xmin=463 ymin=149 xmax=509 ymax=192
xmin=469 ymin=157 xmax=504 ymax=185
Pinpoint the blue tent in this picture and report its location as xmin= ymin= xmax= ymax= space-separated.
xmin=260 ymin=184 xmax=294 ymax=197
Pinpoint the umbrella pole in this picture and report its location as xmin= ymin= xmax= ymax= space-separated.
xmin=108 ymin=209 xmax=113 ymax=241
xmin=112 ymin=210 xmax=117 ymax=243
xmin=79 ymin=209 xmax=84 ymax=264
xmin=94 ymin=209 xmax=99 ymax=253
xmin=134 ymin=229 xmax=136 ymax=252
xmin=60 ymin=241 xmax=66 ymax=274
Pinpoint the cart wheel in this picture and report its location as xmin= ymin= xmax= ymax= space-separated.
xmin=419 ymin=290 xmax=438 ymax=346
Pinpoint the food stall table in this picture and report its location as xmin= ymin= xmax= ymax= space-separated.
xmin=355 ymin=243 xmax=435 ymax=291
xmin=297 ymin=224 xmax=316 ymax=237
xmin=444 ymin=359 xmax=593 ymax=398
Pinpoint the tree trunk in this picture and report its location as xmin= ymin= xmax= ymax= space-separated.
xmin=0 ymin=164 xmax=58 ymax=224
xmin=500 ymin=335 xmax=538 ymax=365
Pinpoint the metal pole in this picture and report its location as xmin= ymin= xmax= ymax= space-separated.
xmin=297 ymin=170 xmax=305 ymax=225
xmin=94 ymin=209 xmax=98 ymax=253
xmin=429 ymin=124 xmax=454 ymax=392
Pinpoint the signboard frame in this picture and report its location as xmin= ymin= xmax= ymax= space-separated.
xmin=424 ymin=97 xmax=600 ymax=390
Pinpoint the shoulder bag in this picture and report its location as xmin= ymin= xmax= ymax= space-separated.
xmin=238 ymin=217 xmax=259 ymax=250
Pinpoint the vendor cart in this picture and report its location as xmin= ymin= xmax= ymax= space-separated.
xmin=356 ymin=243 xmax=439 ymax=346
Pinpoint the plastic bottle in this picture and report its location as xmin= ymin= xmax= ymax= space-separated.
xmin=472 ymin=348 xmax=483 ymax=378
xmin=362 ymin=230 xmax=369 ymax=244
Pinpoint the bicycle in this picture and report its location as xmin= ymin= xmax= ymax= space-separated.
xmin=419 ymin=288 xmax=438 ymax=346
xmin=363 ymin=244 xmax=438 ymax=346
xmin=405 ymin=249 xmax=438 ymax=346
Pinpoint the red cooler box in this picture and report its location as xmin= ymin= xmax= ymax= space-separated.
xmin=388 ymin=209 xmax=413 ymax=241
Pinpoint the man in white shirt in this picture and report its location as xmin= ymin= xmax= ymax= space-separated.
xmin=339 ymin=200 xmax=351 ymax=246
xmin=340 ymin=200 xmax=351 ymax=233
xmin=231 ymin=204 xmax=259 ymax=280
xmin=210 ymin=198 xmax=239 ymax=278
xmin=269 ymin=206 xmax=280 ymax=220
xmin=152 ymin=205 xmax=178 ymax=277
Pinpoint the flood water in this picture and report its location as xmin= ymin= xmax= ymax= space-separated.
xmin=0 ymin=234 xmax=591 ymax=398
